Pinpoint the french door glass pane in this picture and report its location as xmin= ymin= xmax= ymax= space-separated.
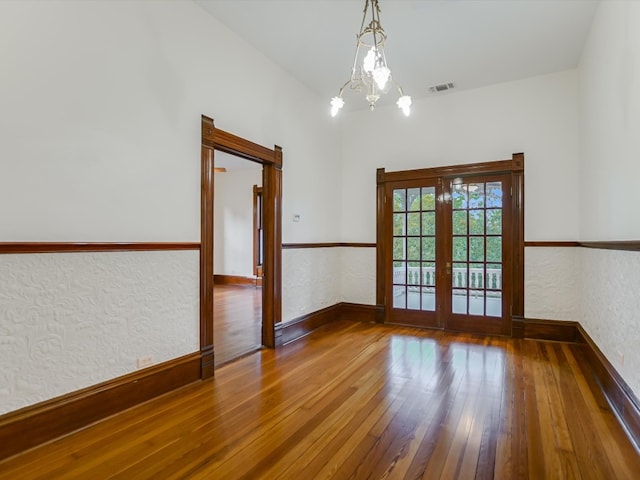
xmin=487 ymin=292 xmax=502 ymax=317
xmin=394 ymin=190 xmax=406 ymax=211
xmin=422 ymin=188 xmax=436 ymax=210
xmin=393 ymin=261 xmax=406 ymax=284
xmin=407 ymin=289 xmax=420 ymax=310
xmin=486 ymin=209 xmax=502 ymax=234
xmin=407 ymin=213 xmax=421 ymax=235
xmin=469 ymin=183 xmax=485 ymax=207
xmin=422 ymin=262 xmax=436 ymax=286
xmin=470 ymin=263 xmax=484 ymax=288
xmin=421 ymin=287 xmax=436 ymax=311
xmin=453 ymin=238 xmax=467 ymax=261
xmin=486 ymin=182 xmax=503 ymax=207
xmin=393 ymin=286 xmax=406 ymax=308
xmin=469 ymin=210 xmax=484 ymax=234
xmin=469 ymin=290 xmax=485 ymax=315
xmin=422 ymin=212 xmax=436 ymax=235
xmin=407 ymin=238 xmax=420 ymax=261
xmin=452 ymin=289 xmax=467 ymax=313
xmin=453 ymin=263 xmax=467 ymax=288
xmin=469 ymin=237 xmax=484 ymax=262
xmin=452 ymin=185 xmax=468 ymax=209
xmin=486 ymin=237 xmax=502 ymax=262
xmin=487 ymin=264 xmax=502 ymax=290
xmin=407 ymin=188 xmax=421 ymax=211
xmin=453 ymin=211 xmax=467 ymax=235
xmin=393 ymin=213 xmax=406 ymax=235
xmin=393 ymin=237 xmax=406 ymax=260
xmin=421 ymin=237 xmax=435 ymax=261
xmin=408 ymin=262 xmax=420 ymax=285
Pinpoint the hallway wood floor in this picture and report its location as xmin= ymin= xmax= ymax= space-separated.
xmin=214 ymin=284 xmax=262 ymax=367
xmin=1 ymin=320 xmax=639 ymax=479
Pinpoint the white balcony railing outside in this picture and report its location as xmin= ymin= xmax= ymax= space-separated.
xmin=393 ymin=265 xmax=502 ymax=316
xmin=394 ymin=265 xmax=501 ymax=290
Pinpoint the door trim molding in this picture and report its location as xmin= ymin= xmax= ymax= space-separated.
xmin=201 ymin=116 xmax=282 ymax=378
xmin=376 ymin=153 xmax=525 ymax=331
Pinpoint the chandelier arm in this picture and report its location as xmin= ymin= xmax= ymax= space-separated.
xmin=350 ymin=44 xmax=361 ymax=80
xmin=338 ymin=79 xmax=352 ymax=98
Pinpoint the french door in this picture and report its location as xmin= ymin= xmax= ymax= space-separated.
xmin=378 ymin=157 xmax=523 ymax=336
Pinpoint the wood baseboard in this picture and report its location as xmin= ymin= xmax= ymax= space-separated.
xmin=276 ymin=307 xmax=584 ymax=346
xmin=213 ymin=274 xmax=261 ymax=286
xmin=575 ymin=324 xmax=640 ymax=450
xmin=512 ymin=317 xmax=583 ymax=343
xmin=0 ymin=352 xmax=201 ymax=461
xmin=275 ymin=302 xmax=382 ymax=346
xmin=338 ymin=302 xmax=384 ymax=323
xmin=275 ymin=304 xmax=342 ymax=346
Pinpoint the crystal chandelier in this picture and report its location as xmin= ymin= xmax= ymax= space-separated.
xmin=330 ymin=0 xmax=411 ymax=117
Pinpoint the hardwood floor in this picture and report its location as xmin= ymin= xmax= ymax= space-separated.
xmin=1 ymin=320 xmax=639 ymax=479
xmin=213 ymin=284 xmax=262 ymax=367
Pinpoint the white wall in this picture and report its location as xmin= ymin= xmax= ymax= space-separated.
xmin=524 ymin=247 xmax=580 ymax=321
xmin=578 ymin=1 xmax=640 ymax=397
xmin=340 ymin=70 xmax=580 ymax=243
xmin=283 ymin=248 xmax=341 ymax=321
xmin=0 ymin=0 xmax=341 ymax=243
xmin=0 ymin=0 xmax=341 ymax=413
xmin=0 ymin=250 xmax=199 ymax=415
xmin=214 ymin=167 xmax=261 ymax=278
xmin=338 ymin=71 xmax=581 ymax=321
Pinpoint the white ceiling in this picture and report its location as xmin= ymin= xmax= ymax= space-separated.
xmin=196 ymin=0 xmax=598 ymax=109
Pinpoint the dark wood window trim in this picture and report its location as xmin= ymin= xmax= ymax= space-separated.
xmin=0 ymin=243 xmax=199 ymax=254
xmin=376 ymin=153 xmax=525 ymax=330
xmin=201 ymin=116 xmax=282 ymax=379
xmin=282 ymin=242 xmax=376 ymax=249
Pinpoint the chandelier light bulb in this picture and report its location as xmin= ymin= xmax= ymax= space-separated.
xmin=363 ymin=47 xmax=377 ymax=73
xmin=372 ymin=66 xmax=390 ymax=90
xmin=397 ymin=95 xmax=412 ymax=116
xmin=330 ymin=96 xmax=345 ymax=117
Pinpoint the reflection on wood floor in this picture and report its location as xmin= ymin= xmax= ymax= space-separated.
xmin=2 ymin=320 xmax=639 ymax=478
xmin=213 ymin=284 xmax=262 ymax=367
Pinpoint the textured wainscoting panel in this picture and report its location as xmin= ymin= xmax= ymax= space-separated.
xmin=281 ymin=248 xmax=341 ymax=323
xmin=340 ymin=246 xmax=376 ymax=305
xmin=0 ymin=250 xmax=199 ymax=415
xmin=581 ymin=248 xmax=640 ymax=399
xmin=524 ymin=247 xmax=581 ymax=321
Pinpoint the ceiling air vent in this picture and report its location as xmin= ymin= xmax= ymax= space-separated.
xmin=428 ymin=82 xmax=455 ymax=93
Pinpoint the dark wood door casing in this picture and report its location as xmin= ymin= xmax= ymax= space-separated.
xmin=376 ymin=153 xmax=524 ymax=335
xmin=201 ymin=116 xmax=282 ymax=378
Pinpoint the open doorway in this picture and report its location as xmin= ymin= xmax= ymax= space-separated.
xmin=200 ymin=115 xmax=282 ymax=379
xmin=213 ymin=152 xmax=263 ymax=366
